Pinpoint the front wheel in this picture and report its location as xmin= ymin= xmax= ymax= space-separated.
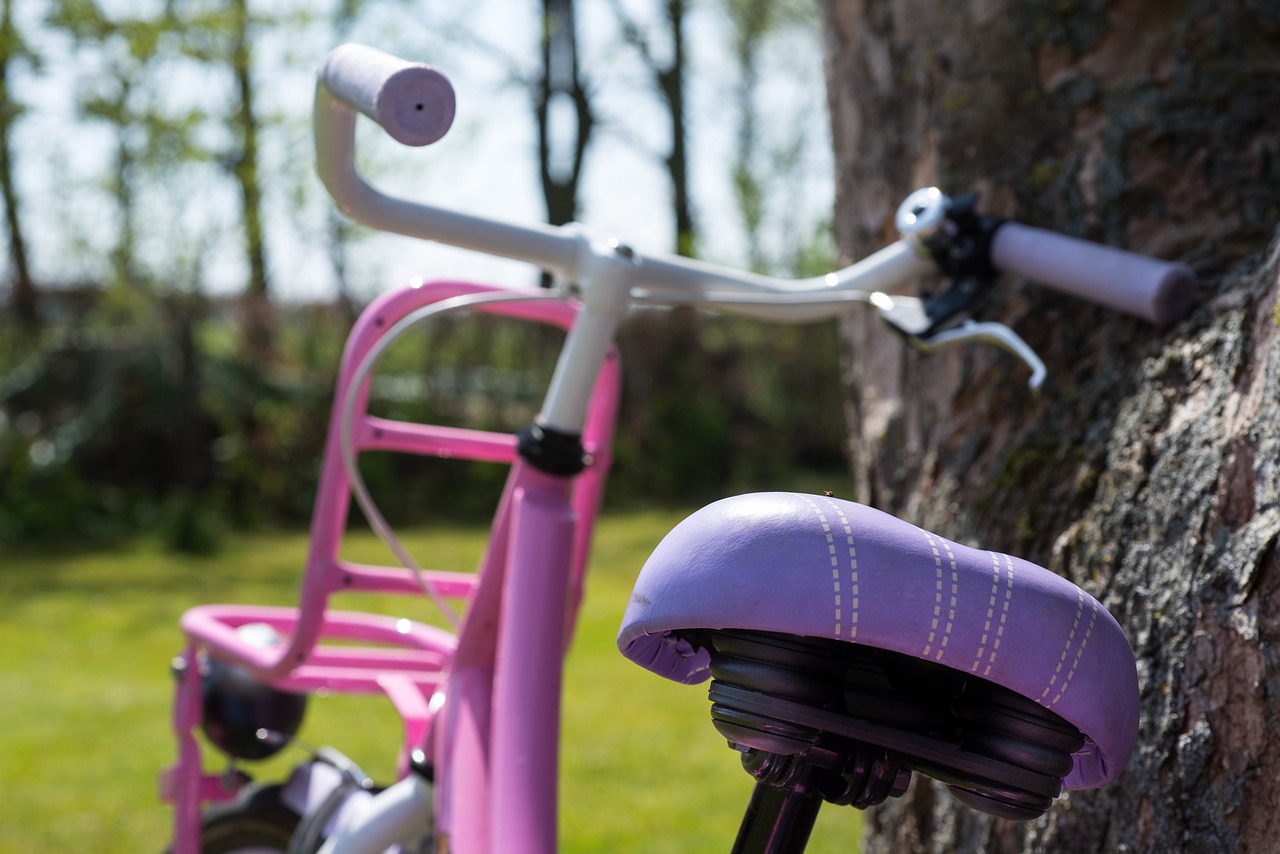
xmin=198 ymin=784 xmax=300 ymax=853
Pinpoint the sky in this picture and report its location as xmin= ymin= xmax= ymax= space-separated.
xmin=7 ymin=0 xmax=835 ymax=304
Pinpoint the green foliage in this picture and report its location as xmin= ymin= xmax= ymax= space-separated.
xmin=1 ymin=0 xmax=847 ymax=549
xmin=612 ymin=307 xmax=847 ymax=504
xmin=0 ymin=289 xmax=849 ymax=549
xmin=0 ymin=301 xmax=334 ymax=549
xmin=0 ymin=0 xmax=38 ymax=75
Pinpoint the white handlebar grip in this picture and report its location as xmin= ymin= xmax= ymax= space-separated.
xmin=320 ymin=43 xmax=456 ymax=147
xmin=991 ymin=222 xmax=1197 ymax=326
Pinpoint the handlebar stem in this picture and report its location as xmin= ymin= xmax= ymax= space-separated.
xmin=539 ymin=235 xmax=639 ymax=433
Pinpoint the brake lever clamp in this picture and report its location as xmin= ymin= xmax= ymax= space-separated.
xmin=878 ymin=188 xmax=1044 ymax=389
xmin=870 ymin=292 xmax=1046 ymax=391
xmin=894 ymin=187 xmax=1006 ymax=336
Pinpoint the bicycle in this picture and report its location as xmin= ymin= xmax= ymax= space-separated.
xmin=161 ymin=43 xmax=1197 ymax=854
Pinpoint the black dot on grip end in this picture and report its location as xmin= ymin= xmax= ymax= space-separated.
xmin=377 ymin=65 xmax=456 ymax=147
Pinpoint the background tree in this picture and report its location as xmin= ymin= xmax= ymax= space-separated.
xmin=818 ymin=0 xmax=1280 ymax=850
xmin=725 ymin=0 xmax=769 ymax=272
xmin=323 ymin=0 xmax=367 ymax=321
xmin=0 ymin=0 xmax=37 ymax=329
xmin=537 ymin=0 xmax=593 ymax=230
xmin=608 ymin=0 xmax=696 ymax=257
xmin=723 ymin=0 xmax=826 ymax=275
xmin=51 ymin=0 xmax=176 ymax=303
xmin=227 ymin=0 xmax=272 ymax=358
xmin=1 ymin=1 xmax=849 ymax=547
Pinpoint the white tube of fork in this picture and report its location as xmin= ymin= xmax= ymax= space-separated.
xmin=316 ymin=775 xmax=433 ymax=854
xmin=538 ymin=235 xmax=635 ymax=433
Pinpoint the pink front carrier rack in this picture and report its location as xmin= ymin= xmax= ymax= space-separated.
xmin=162 ymin=281 xmax=622 ymax=850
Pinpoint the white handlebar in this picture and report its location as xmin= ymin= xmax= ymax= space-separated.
xmin=313 ymin=43 xmax=933 ymax=321
xmin=312 ymin=42 xmax=1198 ymax=426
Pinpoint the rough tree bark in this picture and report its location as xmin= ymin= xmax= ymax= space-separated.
xmin=818 ymin=1 xmax=1280 ymax=851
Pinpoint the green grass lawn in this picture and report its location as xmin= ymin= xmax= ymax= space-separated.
xmin=0 ymin=508 xmax=864 ymax=853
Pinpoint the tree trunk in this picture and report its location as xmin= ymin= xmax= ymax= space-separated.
xmin=728 ymin=0 xmax=773 ymax=273
xmin=537 ymin=0 xmax=593 ymax=229
xmin=107 ymin=83 xmax=138 ymax=292
xmin=230 ymin=0 xmax=272 ymax=360
xmin=0 ymin=96 xmax=36 ymax=328
xmin=610 ymin=0 xmax=697 ymax=257
xmin=818 ymin=1 xmax=1280 ymax=851
xmin=660 ymin=0 xmax=695 ymax=258
xmin=0 ymin=0 xmax=37 ymax=329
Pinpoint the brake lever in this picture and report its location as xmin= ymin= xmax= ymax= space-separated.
xmin=870 ymin=291 xmax=1046 ymax=391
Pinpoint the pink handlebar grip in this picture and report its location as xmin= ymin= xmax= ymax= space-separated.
xmin=991 ymin=222 xmax=1197 ymax=326
xmin=319 ymin=43 xmax=456 ymax=147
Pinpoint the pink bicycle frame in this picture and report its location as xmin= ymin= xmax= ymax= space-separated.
xmin=163 ymin=280 xmax=621 ymax=854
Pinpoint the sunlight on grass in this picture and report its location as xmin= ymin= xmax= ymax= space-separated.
xmin=0 ymin=509 xmax=863 ymax=853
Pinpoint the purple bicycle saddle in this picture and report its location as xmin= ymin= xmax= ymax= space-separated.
xmin=617 ymin=492 xmax=1139 ymax=791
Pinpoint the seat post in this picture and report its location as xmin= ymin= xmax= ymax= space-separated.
xmin=731 ymin=780 xmax=822 ymax=854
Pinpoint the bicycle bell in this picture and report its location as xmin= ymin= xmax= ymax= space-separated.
xmin=895 ymin=187 xmax=951 ymax=250
xmin=198 ymin=623 xmax=308 ymax=761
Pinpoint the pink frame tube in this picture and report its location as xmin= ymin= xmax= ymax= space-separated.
xmin=166 ymin=280 xmax=622 ymax=854
xmin=490 ymin=469 xmax=576 ymax=852
xmin=431 ymin=462 xmax=582 ymax=854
